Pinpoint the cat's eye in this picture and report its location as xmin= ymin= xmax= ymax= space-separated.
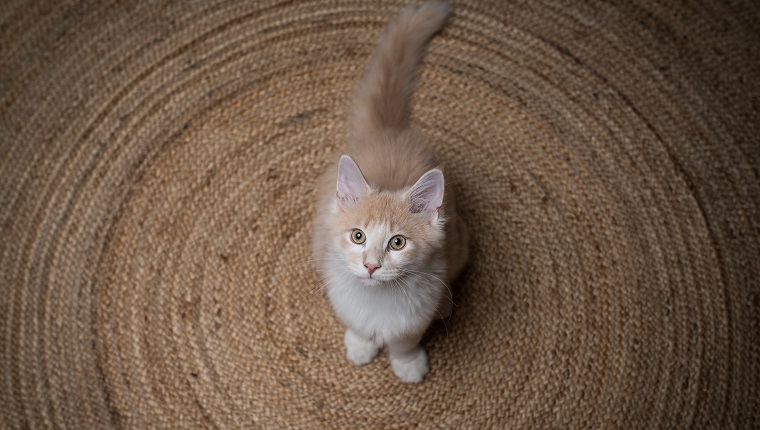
xmin=389 ymin=235 xmax=406 ymax=250
xmin=350 ymin=229 xmax=366 ymax=244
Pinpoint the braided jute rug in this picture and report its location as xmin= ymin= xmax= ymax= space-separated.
xmin=2 ymin=0 xmax=759 ymax=428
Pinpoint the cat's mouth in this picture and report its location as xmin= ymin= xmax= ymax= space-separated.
xmin=358 ymin=273 xmax=382 ymax=282
xmin=357 ymin=272 xmax=398 ymax=285
xmin=348 ymin=265 xmax=400 ymax=284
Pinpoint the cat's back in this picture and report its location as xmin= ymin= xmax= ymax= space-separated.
xmin=345 ymin=128 xmax=438 ymax=192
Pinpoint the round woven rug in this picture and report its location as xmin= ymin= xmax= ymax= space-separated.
xmin=2 ymin=0 xmax=759 ymax=428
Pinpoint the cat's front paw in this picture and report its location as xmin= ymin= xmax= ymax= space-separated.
xmin=389 ymin=346 xmax=429 ymax=383
xmin=344 ymin=329 xmax=379 ymax=366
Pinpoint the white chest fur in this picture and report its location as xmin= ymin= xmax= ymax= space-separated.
xmin=325 ymin=265 xmax=443 ymax=345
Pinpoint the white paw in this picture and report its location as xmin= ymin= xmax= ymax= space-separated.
xmin=344 ymin=330 xmax=379 ymax=366
xmin=390 ymin=346 xmax=429 ymax=383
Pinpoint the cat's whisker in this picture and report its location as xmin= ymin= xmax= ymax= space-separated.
xmin=298 ymin=285 xmax=326 ymax=306
xmin=394 ymin=278 xmax=414 ymax=306
xmin=400 ymin=269 xmax=450 ymax=292
xmin=434 ymin=308 xmax=449 ymax=339
xmin=307 ymin=278 xmax=329 ymax=295
xmin=296 ymin=258 xmax=345 ymax=269
xmin=298 ymin=257 xmax=344 ymax=264
xmin=395 ymin=276 xmax=448 ymax=339
xmin=312 ymin=266 xmax=346 ymax=275
xmin=298 ymin=272 xmax=343 ymax=307
xmin=309 ymin=273 xmax=341 ymax=293
xmin=398 ymin=269 xmax=458 ymax=308
xmin=391 ymin=280 xmax=406 ymax=306
xmin=308 ymin=262 xmax=348 ymax=275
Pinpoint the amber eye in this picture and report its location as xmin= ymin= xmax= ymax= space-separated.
xmin=350 ymin=229 xmax=366 ymax=244
xmin=389 ymin=235 xmax=406 ymax=250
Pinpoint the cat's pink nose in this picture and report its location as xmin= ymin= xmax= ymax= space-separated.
xmin=364 ymin=262 xmax=381 ymax=276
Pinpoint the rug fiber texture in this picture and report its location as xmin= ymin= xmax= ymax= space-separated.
xmin=1 ymin=0 xmax=759 ymax=428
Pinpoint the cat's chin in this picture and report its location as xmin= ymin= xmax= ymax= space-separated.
xmin=355 ymin=275 xmax=394 ymax=287
xmin=357 ymin=276 xmax=381 ymax=286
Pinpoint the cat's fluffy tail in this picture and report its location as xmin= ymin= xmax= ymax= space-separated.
xmin=350 ymin=1 xmax=451 ymax=136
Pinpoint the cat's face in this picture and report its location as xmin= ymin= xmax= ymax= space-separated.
xmin=331 ymin=155 xmax=445 ymax=284
xmin=334 ymin=194 xmax=443 ymax=283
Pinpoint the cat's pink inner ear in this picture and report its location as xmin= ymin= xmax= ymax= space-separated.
xmin=407 ymin=169 xmax=444 ymax=216
xmin=336 ymin=155 xmax=370 ymax=208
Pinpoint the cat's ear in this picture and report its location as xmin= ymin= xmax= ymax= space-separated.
xmin=406 ymin=169 xmax=444 ymax=220
xmin=336 ymin=155 xmax=371 ymax=210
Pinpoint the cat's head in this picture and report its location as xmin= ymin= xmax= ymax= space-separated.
xmin=330 ymin=155 xmax=445 ymax=283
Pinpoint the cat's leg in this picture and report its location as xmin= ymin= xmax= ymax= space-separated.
xmin=387 ymin=336 xmax=429 ymax=383
xmin=344 ymin=328 xmax=379 ymax=366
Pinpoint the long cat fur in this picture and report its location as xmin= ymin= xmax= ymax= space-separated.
xmin=312 ymin=0 xmax=468 ymax=383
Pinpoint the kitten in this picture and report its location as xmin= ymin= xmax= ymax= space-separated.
xmin=312 ymin=0 xmax=468 ymax=383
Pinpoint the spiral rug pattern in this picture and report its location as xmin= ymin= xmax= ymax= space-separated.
xmin=2 ymin=1 xmax=759 ymax=428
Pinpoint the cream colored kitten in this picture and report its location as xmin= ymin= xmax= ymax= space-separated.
xmin=312 ymin=0 xmax=468 ymax=383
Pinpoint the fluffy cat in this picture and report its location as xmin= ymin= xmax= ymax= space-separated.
xmin=312 ymin=0 xmax=468 ymax=383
